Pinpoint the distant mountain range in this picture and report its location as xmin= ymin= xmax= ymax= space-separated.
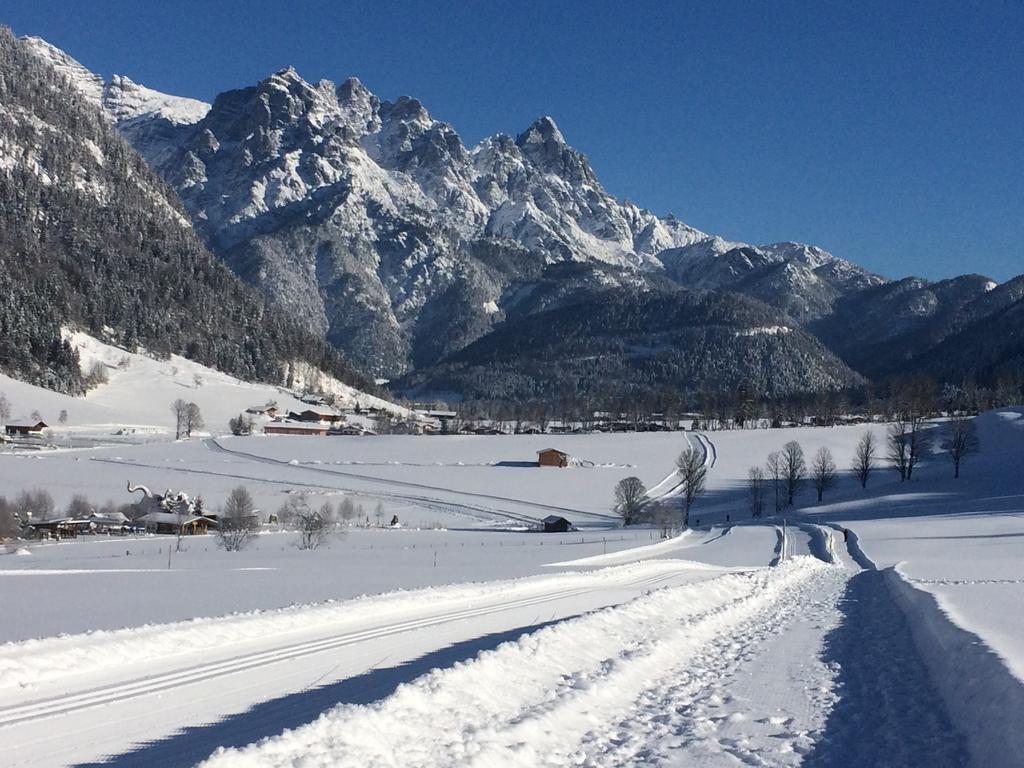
xmin=7 ymin=32 xmax=1023 ymax=402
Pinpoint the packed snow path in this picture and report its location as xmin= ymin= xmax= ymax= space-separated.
xmin=199 ymin=535 xmax=978 ymax=768
xmin=201 ymin=558 xmax=841 ymax=768
xmin=0 ymin=525 xmax=1000 ymax=766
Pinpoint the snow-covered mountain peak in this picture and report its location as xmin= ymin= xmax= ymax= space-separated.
xmin=336 ymin=76 xmax=380 ymax=135
xmin=21 ymin=35 xmax=210 ymax=128
xmin=21 ymin=36 xmax=105 ymax=104
xmin=103 ymin=74 xmax=209 ymax=126
xmin=517 ymin=115 xmax=566 ymax=147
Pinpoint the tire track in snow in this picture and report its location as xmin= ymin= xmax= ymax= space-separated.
xmin=90 ymin=455 xmax=539 ymax=527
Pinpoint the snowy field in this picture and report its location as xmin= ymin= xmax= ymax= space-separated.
xmin=0 ymin=331 xmax=403 ymax=443
xmin=2 ymin=400 xmax=1023 ymax=766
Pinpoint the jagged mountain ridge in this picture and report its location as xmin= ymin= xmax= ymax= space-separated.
xmin=18 ymin=36 xmax=1023 ymax=397
xmin=0 ymin=29 xmax=372 ymax=395
xmin=46 ymin=45 xmax=878 ymax=379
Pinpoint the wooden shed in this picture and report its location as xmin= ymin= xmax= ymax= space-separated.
xmin=537 ymin=448 xmax=569 ymax=468
xmin=5 ymin=421 xmax=47 ymax=437
xmin=542 ymin=515 xmax=572 ymax=533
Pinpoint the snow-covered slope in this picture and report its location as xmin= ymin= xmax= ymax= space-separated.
xmin=21 ymin=36 xmax=209 ymax=127
xmin=0 ymin=331 xmax=405 ymax=438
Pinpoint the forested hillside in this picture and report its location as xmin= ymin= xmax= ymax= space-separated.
xmin=398 ymin=287 xmax=863 ymax=403
xmin=0 ymin=28 xmax=371 ymax=394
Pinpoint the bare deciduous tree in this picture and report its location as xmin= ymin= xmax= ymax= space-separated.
xmin=15 ymin=489 xmax=55 ymax=521
xmin=748 ymin=466 xmax=765 ymax=518
xmin=0 ymin=392 xmax=10 ymax=425
xmin=340 ymin=497 xmax=356 ymax=525
xmin=887 ymin=415 xmax=911 ymax=481
xmin=282 ymin=494 xmax=329 ymax=550
xmin=906 ymin=411 xmax=932 ymax=481
xmin=675 ymin=447 xmax=707 ymax=527
xmin=0 ymin=496 xmax=21 ymax=540
xmin=614 ymin=476 xmax=647 ymax=525
xmin=782 ymin=441 xmax=806 ymax=506
xmin=852 ymin=431 xmax=877 ymax=489
xmin=942 ymin=416 xmax=980 ymax=479
xmin=812 ymin=446 xmax=837 ymax=502
xmin=171 ymin=398 xmax=188 ymax=440
xmin=66 ymin=494 xmax=92 ymax=519
xmin=218 ymin=486 xmax=260 ymax=551
xmin=184 ymin=402 xmax=204 ymax=438
xmin=766 ymin=451 xmax=784 ymax=514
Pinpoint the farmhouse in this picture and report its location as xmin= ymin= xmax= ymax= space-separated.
xmin=265 ymin=422 xmax=329 ymax=436
xmin=137 ymin=511 xmax=219 ymax=535
xmin=288 ymin=407 xmax=343 ymax=424
xmin=4 ymin=421 xmax=47 ymax=437
xmin=246 ymin=403 xmax=278 ymax=417
xmin=542 ymin=515 xmax=572 ymax=533
xmin=25 ymin=518 xmax=79 ymax=539
xmin=537 ymin=448 xmax=569 ymax=468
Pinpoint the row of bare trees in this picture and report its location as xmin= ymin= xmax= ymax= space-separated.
xmin=747 ymin=417 xmax=981 ymax=518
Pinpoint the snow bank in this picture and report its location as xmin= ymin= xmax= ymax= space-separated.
xmin=884 ymin=568 xmax=1024 ymax=768
xmin=543 ymin=530 xmax=714 ymax=567
xmin=0 ymin=559 xmax=712 ymax=691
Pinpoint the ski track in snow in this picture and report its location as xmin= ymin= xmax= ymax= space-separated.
xmin=199 ymin=559 xmax=838 ymax=768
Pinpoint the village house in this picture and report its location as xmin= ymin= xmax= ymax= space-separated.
xmin=288 ymin=407 xmax=343 ymax=424
xmin=24 ymin=517 xmax=79 ymax=539
xmin=4 ymin=420 xmax=47 ymax=437
xmin=264 ymin=422 xmax=329 ymax=436
xmin=137 ymin=510 xmax=219 ymax=535
xmin=245 ymin=403 xmax=278 ymax=418
xmin=336 ymin=423 xmax=367 ymax=436
xmin=537 ymin=448 xmax=569 ymax=468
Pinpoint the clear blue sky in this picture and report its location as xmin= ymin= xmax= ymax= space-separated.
xmin=6 ymin=0 xmax=1023 ymax=281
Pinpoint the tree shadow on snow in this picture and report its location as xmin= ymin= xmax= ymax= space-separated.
xmin=74 ymin=616 xmax=576 ymax=768
xmin=802 ymin=570 xmax=968 ymax=768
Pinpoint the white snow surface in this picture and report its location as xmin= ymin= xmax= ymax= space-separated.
xmin=2 ymin=411 xmax=1024 ymax=767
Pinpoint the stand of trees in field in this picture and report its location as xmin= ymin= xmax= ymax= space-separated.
xmin=437 ymin=371 xmax=1023 ymax=436
xmin=0 ymin=479 xmax=400 ymax=556
xmin=609 ymin=376 xmax=989 ymax=534
xmin=743 ymin=387 xmax=983 ymax=519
